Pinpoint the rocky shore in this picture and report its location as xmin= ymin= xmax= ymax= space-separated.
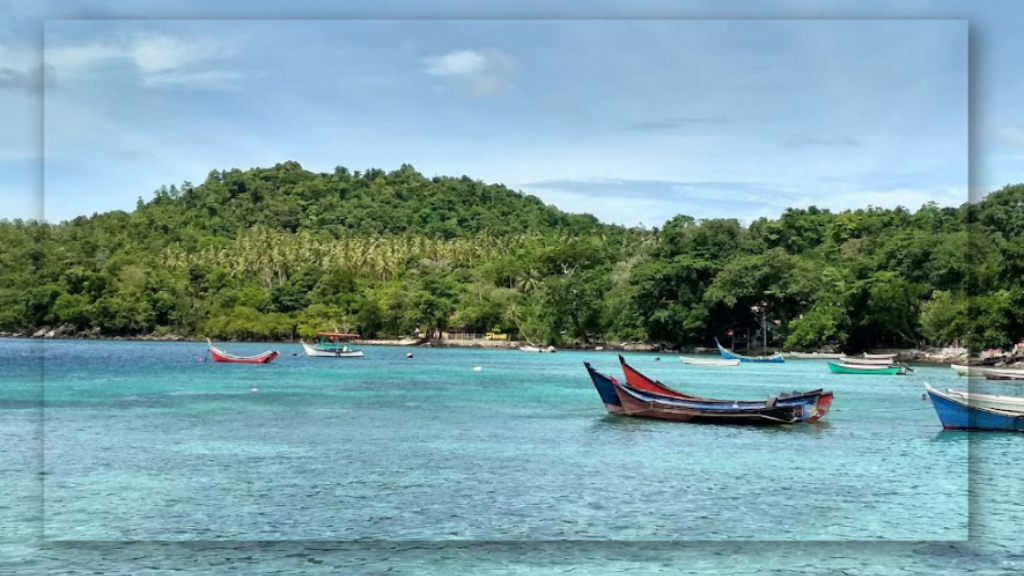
xmin=2 ymin=324 xmax=1021 ymax=366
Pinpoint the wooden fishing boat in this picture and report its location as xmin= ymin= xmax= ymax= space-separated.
xmin=982 ymin=368 xmax=1024 ymax=381
xmin=784 ymin=351 xmax=844 ymax=359
xmin=616 ymin=356 xmax=833 ymax=421
xmin=586 ymin=361 xmax=813 ymax=423
xmin=924 ymin=383 xmax=1024 ymax=432
xmin=828 ymin=362 xmax=905 ymax=375
xmin=941 ymin=387 xmax=1024 ymax=413
xmin=714 ymin=338 xmax=784 ymax=363
xmin=519 ymin=345 xmax=556 ymax=353
xmin=679 ymin=356 xmax=740 ymax=367
xmin=950 ymin=364 xmax=984 ymax=377
xmin=838 ymin=356 xmax=895 ymax=366
xmin=300 ymin=332 xmax=365 ymax=358
xmin=206 ymin=338 xmax=279 ymax=364
xmin=608 ymin=376 xmax=817 ymax=425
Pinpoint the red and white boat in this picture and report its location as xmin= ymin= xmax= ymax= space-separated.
xmin=207 ymin=338 xmax=280 ymax=364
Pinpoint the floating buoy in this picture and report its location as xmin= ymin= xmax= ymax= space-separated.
xmin=252 ymin=387 xmax=259 ymax=393
xmin=473 ymin=366 xmax=482 ymax=371
xmin=655 ymin=357 xmax=661 ymax=361
xmin=921 ymin=393 xmax=927 ymax=401
xmin=407 ymin=353 xmax=414 ymax=358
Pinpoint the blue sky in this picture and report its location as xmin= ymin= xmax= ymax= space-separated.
xmin=0 ymin=0 xmax=1020 ymax=228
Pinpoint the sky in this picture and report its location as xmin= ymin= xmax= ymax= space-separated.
xmin=0 ymin=0 xmax=1020 ymax=228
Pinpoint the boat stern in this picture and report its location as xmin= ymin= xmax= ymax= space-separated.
xmin=808 ymin=392 xmax=834 ymax=422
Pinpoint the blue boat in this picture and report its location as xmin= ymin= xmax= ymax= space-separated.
xmin=715 ymin=337 xmax=785 ymax=363
xmin=924 ymin=383 xmax=1024 ymax=432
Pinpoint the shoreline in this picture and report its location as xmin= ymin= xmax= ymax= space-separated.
xmin=0 ymin=330 xmax=1001 ymax=366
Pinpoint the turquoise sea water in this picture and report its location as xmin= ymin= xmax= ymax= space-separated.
xmin=2 ymin=338 xmax=1022 ymax=574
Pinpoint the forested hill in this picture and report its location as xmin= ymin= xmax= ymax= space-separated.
xmin=0 ymin=162 xmax=1021 ymax=355
xmin=126 ymin=161 xmax=625 ymax=247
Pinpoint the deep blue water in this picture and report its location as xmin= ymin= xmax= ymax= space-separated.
xmin=2 ymin=338 xmax=1022 ymax=574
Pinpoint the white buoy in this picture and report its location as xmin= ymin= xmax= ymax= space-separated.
xmin=251 ymin=387 xmax=259 ymax=392
xmin=473 ymin=366 xmax=482 ymax=371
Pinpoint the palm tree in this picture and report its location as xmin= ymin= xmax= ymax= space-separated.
xmin=515 ymin=269 xmax=542 ymax=293
xmin=503 ymin=302 xmax=537 ymax=346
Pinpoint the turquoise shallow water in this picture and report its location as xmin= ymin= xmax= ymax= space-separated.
xmin=2 ymin=338 xmax=1022 ymax=574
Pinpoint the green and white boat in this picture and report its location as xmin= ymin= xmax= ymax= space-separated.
xmin=300 ymin=332 xmax=365 ymax=358
xmin=828 ymin=361 xmax=906 ymax=375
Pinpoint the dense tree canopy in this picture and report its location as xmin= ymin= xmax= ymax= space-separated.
xmin=1 ymin=162 xmax=1019 ymax=354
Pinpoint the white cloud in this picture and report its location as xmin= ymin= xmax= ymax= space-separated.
xmin=422 ymin=48 xmax=517 ymax=97
xmin=43 ymin=33 xmax=240 ymax=88
xmin=423 ymin=49 xmax=488 ymax=76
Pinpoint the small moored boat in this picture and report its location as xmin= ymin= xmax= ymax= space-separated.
xmin=982 ymin=368 xmax=1024 ymax=381
xmin=838 ymin=356 xmax=896 ymax=366
xmin=207 ymin=338 xmax=279 ymax=364
xmin=863 ymin=352 xmax=899 ymax=360
xmin=924 ymin=383 xmax=1024 ymax=432
xmin=828 ymin=362 xmax=906 ymax=375
xmin=950 ymin=364 xmax=984 ymax=377
xmin=679 ymin=356 xmax=740 ymax=367
xmin=714 ymin=338 xmax=784 ymax=363
xmin=300 ymin=333 xmax=365 ymax=358
xmin=597 ymin=368 xmax=821 ymax=425
xmin=942 ymin=387 xmax=1024 ymax=413
xmin=615 ymin=356 xmax=833 ymax=421
xmin=519 ymin=345 xmax=556 ymax=353
xmin=784 ymin=351 xmax=844 ymax=359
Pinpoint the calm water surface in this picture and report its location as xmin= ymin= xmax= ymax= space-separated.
xmin=2 ymin=338 xmax=1022 ymax=574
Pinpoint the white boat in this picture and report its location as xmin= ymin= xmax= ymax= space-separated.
xmin=834 ymin=362 xmax=904 ymax=372
xmin=943 ymin=387 xmax=1024 ymax=413
xmin=864 ymin=352 xmax=898 ymax=359
xmin=983 ymin=368 xmax=1024 ymax=381
xmin=784 ymin=351 xmax=844 ymax=359
xmin=951 ymin=364 xmax=985 ymax=377
xmin=679 ymin=356 xmax=740 ymax=366
xmin=519 ymin=345 xmax=556 ymax=353
xmin=300 ymin=332 xmax=365 ymax=358
xmin=839 ymin=356 xmax=895 ymax=366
